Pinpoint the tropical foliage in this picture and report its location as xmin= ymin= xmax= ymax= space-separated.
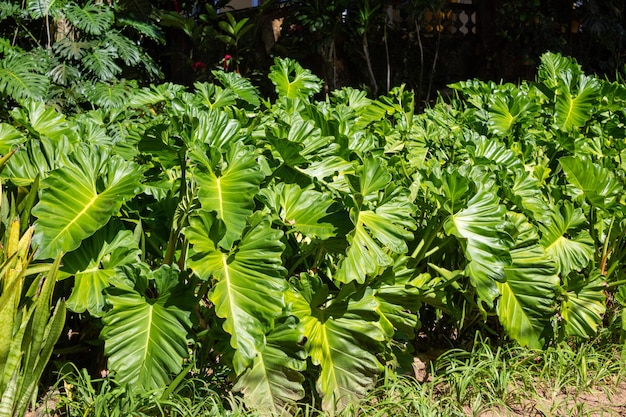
xmin=1 ymin=51 xmax=626 ymax=415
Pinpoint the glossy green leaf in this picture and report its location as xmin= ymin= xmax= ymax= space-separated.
xmin=260 ymin=183 xmax=336 ymax=240
xmin=101 ymin=264 xmax=192 ymax=389
xmin=62 ymin=223 xmax=140 ymax=316
xmin=32 ymin=146 xmax=143 ymax=259
xmin=234 ymin=319 xmax=306 ymax=416
xmin=496 ymin=245 xmax=559 ymax=348
xmin=193 ymin=142 xmax=264 ymax=249
xmin=336 ymin=186 xmax=415 ymax=284
xmin=539 ymin=203 xmax=594 ymax=276
xmin=560 ymin=271 xmax=606 ymax=338
xmin=444 ymin=185 xmax=513 ymax=307
xmin=184 ymin=214 xmax=287 ymax=374
xmin=288 ymin=278 xmax=384 ymax=412
xmin=560 ymin=155 xmax=622 ymax=211
xmin=555 ymin=73 xmax=599 ymax=131
xmin=268 ymin=57 xmax=321 ymax=99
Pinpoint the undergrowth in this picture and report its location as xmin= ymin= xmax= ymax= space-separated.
xmin=39 ymin=337 xmax=625 ymax=417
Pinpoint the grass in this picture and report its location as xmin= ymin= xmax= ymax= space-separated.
xmin=36 ymin=337 xmax=626 ymax=417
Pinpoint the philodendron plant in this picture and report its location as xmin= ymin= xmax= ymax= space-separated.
xmin=0 ymin=52 xmax=624 ymax=415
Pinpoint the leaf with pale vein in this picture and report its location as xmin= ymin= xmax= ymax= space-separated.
xmin=184 ymin=215 xmax=287 ymax=374
xmin=32 ymin=146 xmax=143 ymax=259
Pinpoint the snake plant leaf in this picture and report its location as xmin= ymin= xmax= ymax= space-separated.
xmin=288 ymin=277 xmax=384 ymax=412
xmin=260 ymin=183 xmax=337 ymax=240
xmin=444 ymin=185 xmax=513 ymax=308
xmin=560 ymin=271 xmax=606 ymax=338
xmin=101 ymin=264 xmax=192 ymax=389
xmin=496 ymin=245 xmax=559 ymax=349
xmin=184 ymin=214 xmax=287 ymax=374
xmin=559 ymin=156 xmax=622 ymax=211
xmin=192 ymin=141 xmax=265 ymax=249
xmin=539 ymin=203 xmax=594 ymax=276
xmin=335 ymin=185 xmax=416 ymax=284
xmin=32 ymin=145 xmax=143 ymax=259
xmin=234 ymin=318 xmax=306 ymax=416
xmin=268 ymin=57 xmax=321 ymax=99
xmin=62 ymin=222 xmax=140 ymax=316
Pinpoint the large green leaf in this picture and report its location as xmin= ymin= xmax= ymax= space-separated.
xmin=62 ymin=223 xmax=140 ymax=316
xmin=0 ymin=124 xmax=25 ymax=155
xmin=266 ymin=117 xmax=334 ymax=166
xmin=335 ymin=185 xmax=415 ymax=284
xmin=10 ymin=100 xmax=76 ymax=144
xmin=192 ymin=109 xmax=241 ymax=151
xmin=539 ymin=203 xmax=594 ymax=276
xmin=101 ymin=264 xmax=192 ymax=389
xmin=64 ymin=1 xmax=114 ymax=35
xmin=560 ymin=271 xmax=606 ymax=338
xmin=213 ymin=70 xmax=260 ymax=107
xmin=372 ymin=256 xmax=421 ymax=339
xmin=233 ymin=319 xmax=306 ymax=416
xmin=192 ymin=142 xmax=264 ymax=249
xmin=0 ymin=54 xmax=49 ymax=100
xmin=32 ymin=145 xmax=143 ymax=259
xmin=554 ymin=73 xmax=600 ymax=132
xmin=268 ymin=57 xmax=321 ymax=99
xmin=496 ymin=245 xmax=559 ymax=348
xmin=184 ymin=214 xmax=287 ymax=374
xmin=559 ymin=155 xmax=622 ymax=211
xmin=444 ymin=185 xmax=513 ymax=307
xmin=487 ymin=92 xmax=540 ymax=136
xmin=260 ymin=183 xmax=337 ymax=240
xmin=288 ymin=277 xmax=384 ymax=412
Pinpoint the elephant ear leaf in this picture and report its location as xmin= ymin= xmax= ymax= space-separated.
xmin=62 ymin=222 xmax=140 ymax=316
xmin=101 ymin=264 xmax=192 ymax=389
xmin=184 ymin=214 xmax=287 ymax=374
xmin=496 ymin=245 xmax=559 ymax=349
xmin=193 ymin=142 xmax=265 ymax=249
xmin=268 ymin=57 xmax=321 ymax=99
xmin=560 ymin=271 xmax=606 ymax=338
xmin=539 ymin=203 xmax=594 ymax=276
xmin=559 ymin=156 xmax=622 ymax=211
xmin=554 ymin=73 xmax=599 ymax=132
xmin=32 ymin=145 xmax=143 ymax=259
xmin=234 ymin=319 xmax=306 ymax=416
xmin=260 ymin=183 xmax=337 ymax=240
xmin=289 ymin=279 xmax=384 ymax=413
xmin=444 ymin=185 xmax=513 ymax=308
xmin=336 ymin=159 xmax=415 ymax=284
